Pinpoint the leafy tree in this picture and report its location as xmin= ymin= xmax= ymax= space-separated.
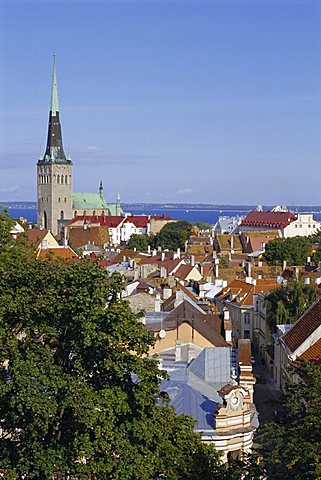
xmin=263 ymin=236 xmax=312 ymax=266
xmin=0 ymin=206 xmax=15 ymax=252
xmin=127 ymin=233 xmax=149 ymax=251
xmin=312 ymin=245 xmax=321 ymax=263
xmin=264 ymin=280 xmax=319 ymax=332
xmin=257 ymin=360 xmax=321 ymax=480
xmin=0 ymin=248 xmax=237 ymax=479
xmin=151 ymin=220 xmax=192 ymax=251
xmin=192 ymin=221 xmax=213 ymax=230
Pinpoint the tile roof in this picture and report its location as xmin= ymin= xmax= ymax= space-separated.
xmin=68 ymin=226 xmax=109 ymax=249
xmin=241 ymin=211 xmax=296 ymax=229
xmin=124 ymin=216 xmax=149 ymax=228
xmin=37 ymin=246 xmax=78 ymax=261
xmin=216 ymin=278 xmax=279 ymax=307
xmin=238 ymin=339 xmax=252 ymax=367
xmin=146 ymin=299 xmax=228 ymax=347
xmin=282 ymin=297 xmax=321 ymax=353
xmin=66 ymin=215 xmax=124 ymax=228
xmin=25 ymin=229 xmax=49 ymax=243
xmin=174 ymin=264 xmax=195 ymax=280
xmin=299 ymin=337 xmax=321 ymax=363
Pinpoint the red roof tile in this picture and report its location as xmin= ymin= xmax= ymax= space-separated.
xmin=282 ymin=297 xmax=321 ymax=353
xmin=241 ymin=211 xmax=297 ymax=229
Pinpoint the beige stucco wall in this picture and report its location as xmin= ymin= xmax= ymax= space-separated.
xmin=148 ymin=322 xmax=215 ymax=355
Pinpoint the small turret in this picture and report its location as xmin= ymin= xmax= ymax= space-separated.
xmin=99 ymin=180 xmax=103 ymax=198
xmin=116 ymin=192 xmax=121 ymax=216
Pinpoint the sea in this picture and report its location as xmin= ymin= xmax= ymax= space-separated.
xmin=2 ymin=202 xmax=321 ymax=225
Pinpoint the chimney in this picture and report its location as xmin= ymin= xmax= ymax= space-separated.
xmin=230 ymin=235 xmax=234 ymax=249
xmin=246 ymin=261 xmax=252 ymax=277
xmin=190 ymin=255 xmax=195 ymax=266
xmin=295 ymin=267 xmax=299 ymax=279
xmin=161 ymin=252 xmax=166 ymax=262
xmin=152 ymin=249 xmax=157 ymax=257
xmin=175 ymin=339 xmax=182 ymax=362
xmin=307 ymin=256 xmax=311 ymax=264
xmin=304 ymin=277 xmax=310 ymax=285
xmin=214 ymin=258 xmax=219 ymax=278
xmin=163 ymin=286 xmax=172 ymax=300
xmin=176 ymin=247 xmax=181 ymax=259
xmin=160 ymin=266 xmax=167 ymax=278
xmin=174 ymin=290 xmax=184 ymax=308
xmin=147 ymin=245 xmax=151 ymax=254
xmin=154 ymin=294 xmax=161 ymax=312
xmin=200 ymin=264 xmax=204 ymax=276
xmin=282 ymin=260 xmax=287 ymax=271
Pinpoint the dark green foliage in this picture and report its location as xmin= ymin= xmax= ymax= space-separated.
xmin=257 ymin=361 xmax=321 ymax=480
xmin=0 ymin=247 xmax=235 ymax=479
xmin=151 ymin=220 xmax=192 ymax=251
xmin=264 ymin=280 xmax=319 ymax=332
xmin=192 ymin=221 xmax=212 ymax=230
xmin=263 ymin=236 xmax=312 ymax=266
xmin=313 ymin=245 xmax=321 ymax=263
xmin=127 ymin=233 xmax=149 ymax=251
xmin=0 ymin=207 xmax=15 ymax=252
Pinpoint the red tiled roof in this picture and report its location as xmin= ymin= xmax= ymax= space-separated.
xmin=174 ymin=264 xmax=194 ymax=280
xmin=300 ymin=337 xmax=321 ymax=363
xmin=66 ymin=216 xmax=124 ymax=228
xmin=25 ymin=229 xmax=49 ymax=243
xmin=37 ymin=246 xmax=78 ymax=261
xmin=216 ymin=278 xmax=279 ymax=307
xmin=282 ymin=297 xmax=321 ymax=353
xmin=241 ymin=211 xmax=297 ymax=229
xmin=124 ymin=216 xmax=148 ymax=228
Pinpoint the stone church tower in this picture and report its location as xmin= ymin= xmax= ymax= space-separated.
xmin=37 ymin=56 xmax=73 ymax=235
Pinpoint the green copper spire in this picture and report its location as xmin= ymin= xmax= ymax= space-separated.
xmin=50 ymin=55 xmax=59 ymax=116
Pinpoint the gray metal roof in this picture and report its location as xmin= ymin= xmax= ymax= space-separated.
xmin=161 ymin=379 xmax=218 ymax=434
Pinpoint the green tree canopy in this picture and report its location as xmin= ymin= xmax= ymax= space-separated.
xmin=150 ymin=220 xmax=192 ymax=251
xmin=257 ymin=360 xmax=321 ymax=480
xmin=263 ymin=236 xmax=312 ymax=266
xmin=0 ymin=247 xmax=238 ymax=479
xmin=127 ymin=233 xmax=149 ymax=251
xmin=264 ymin=280 xmax=319 ymax=333
xmin=0 ymin=206 xmax=15 ymax=253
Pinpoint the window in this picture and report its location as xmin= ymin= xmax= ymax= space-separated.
xmin=244 ymin=313 xmax=250 ymax=324
xmin=65 ymin=175 xmax=68 ymax=184
xmin=64 ymin=198 xmax=67 ymax=203
xmin=74 ymin=211 xmax=78 ymax=217
xmin=244 ymin=330 xmax=251 ymax=339
xmin=57 ymin=175 xmax=60 ymax=184
xmin=61 ymin=176 xmax=64 ymax=184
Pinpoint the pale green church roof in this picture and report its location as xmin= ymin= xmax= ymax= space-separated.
xmin=73 ymin=193 xmax=108 ymax=210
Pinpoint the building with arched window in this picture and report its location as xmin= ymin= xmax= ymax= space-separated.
xmin=37 ymin=57 xmax=124 ymax=235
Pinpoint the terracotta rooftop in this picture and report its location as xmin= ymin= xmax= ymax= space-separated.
xmin=216 ymin=278 xmax=279 ymax=307
xmin=300 ymin=337 xmax=321 ymax=363
xmin=69 ymin=226 xmax=109 ymax=249
xmin=37 ymin=246 xmax=78 ymax=261
xmin=25 ymin=229 xmax=49 ymax=244
xmin=282 ymin=297 xmax=321 ymax=353
xmin=241 ymin=211 xmax=297 ymax=229
xmin=174 ymin=264 xmax=195 ymax=281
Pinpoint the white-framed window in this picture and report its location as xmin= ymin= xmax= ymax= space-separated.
xmin=244 ymin=313 xmax=250 ymax=324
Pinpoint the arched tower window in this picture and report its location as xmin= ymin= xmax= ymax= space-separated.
xmin=93 ymin=210 xmax=96 ymax=216
xmin=61 ymin=175 xmax=64 ymax=184
xmin=102 ymin=211 xmax=105 ymax=216
xmin=43 ymin=211 xmax=48 ymax=230
xmin=57 ymin=175 xmax=60 ymax=184
xmin=47 ymin=175 xmax=51 ymax=183
xmin=65 ymin=175 xmax=68 ymax=184
xmin=60 ymin=211 xmax=64 ymax=220
xmin=74 ymin=211 xmax=78 ymax=217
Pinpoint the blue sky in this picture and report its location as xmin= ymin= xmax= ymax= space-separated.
xmin=0 ymin=0 xmax=320 ymax=205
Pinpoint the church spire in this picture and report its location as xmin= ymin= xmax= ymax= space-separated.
xmin=41 ymin=55 xmax=69 ymax=164
xmin=50 ymin=54 xmax=59 ymax=116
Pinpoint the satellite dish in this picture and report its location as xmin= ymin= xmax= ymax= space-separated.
xmin=159 ymin=329 xmax=166 ymax=339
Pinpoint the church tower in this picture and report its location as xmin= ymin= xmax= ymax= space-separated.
xmin=37 ymin=56 xmax=73 ymax=235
